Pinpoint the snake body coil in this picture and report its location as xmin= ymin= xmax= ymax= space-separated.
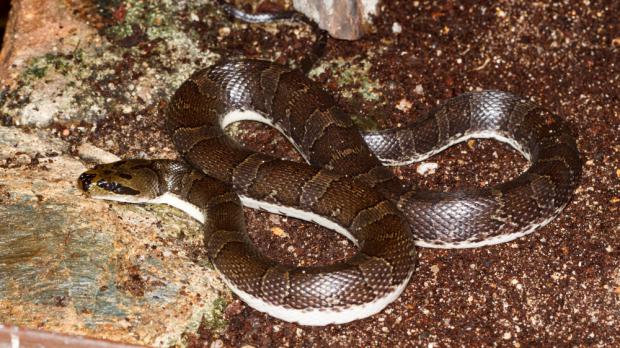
xmin=79 ymin=58 xmax=580 ymax=325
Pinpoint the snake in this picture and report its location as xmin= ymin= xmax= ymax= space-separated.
xmin=77 ymin=5 xmax=581 ymax=326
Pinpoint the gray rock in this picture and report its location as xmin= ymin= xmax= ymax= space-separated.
xmin=293 ymin=0 xmax=380 ymax=40
xmin=0 ymin=127 xmax=228 ymax=346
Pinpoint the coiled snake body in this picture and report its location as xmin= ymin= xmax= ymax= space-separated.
xmin=78 ymin=9 xmax=580 ymax=327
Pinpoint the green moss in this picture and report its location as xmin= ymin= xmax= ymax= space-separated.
xmin=309 ymin=57 xmax=382 ymax=130
xmin=24 ymin=65 xmax=48 ymax=79
xmin=22 ymin=51 xmax=84 ymax=81
xmin=202 ymin=296 xmax=228 ymax=333
xmin=104 ymin=0 xmax=174 ymax=42
xmin=105 ymin=0 xmax=146 ymax=40
xmin=5 ymin=0 xmax=220 ymax=126
xmin=350 ymin=114 xmax=379 ymax=130
xmin=312 ymin=57 xmax=382 ymax=102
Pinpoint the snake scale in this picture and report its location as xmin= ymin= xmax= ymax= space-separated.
xmin=78 ymin=5 xmax=581 ymax=326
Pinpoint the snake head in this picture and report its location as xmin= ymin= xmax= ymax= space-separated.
xmin=78 ymin=159 xmax=161 ymax=203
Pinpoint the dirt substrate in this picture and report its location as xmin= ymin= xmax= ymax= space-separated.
xmin=16 ymin=0 xmax=615 ymax=346
xmin=177 ymin=1 xmax=619 ymax=347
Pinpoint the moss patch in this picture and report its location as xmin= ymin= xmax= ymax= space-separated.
xmin=202 ymin=296 xmax=229 ymax=333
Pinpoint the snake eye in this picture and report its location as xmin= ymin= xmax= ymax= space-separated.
xmin=78 ymin=173 xmax=96 ymax=191
xmin=96 ymin=179 xmax=109 ymax=190
xmin=96 ymin=179 xmax=140 ymax=195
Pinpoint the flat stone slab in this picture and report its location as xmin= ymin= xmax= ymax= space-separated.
xmin=0 ymin=127 xmax=228 ymax=346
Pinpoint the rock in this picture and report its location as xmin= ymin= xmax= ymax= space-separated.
xmin=293 ymin=0 xmax=380 ymax=40
xmin=416 ymin=162 xmax=439 ymax=176
xmin=0 ymin=127 xmax=229 ymax=346
xmin=0 ymin=0 xmax=231 ymax=343
xmin=0 ymin=0 xmax=218 ymax=127
xmin=77 ymin=142 xmax=121 ymax=163
xmin=0 ymin=0 xmax=98 ymax=85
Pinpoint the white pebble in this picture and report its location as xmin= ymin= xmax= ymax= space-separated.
xmin=392 ymin=22 xmax=402 ymax=34
xmin=417 ymin=162 xmax=439 ymax=175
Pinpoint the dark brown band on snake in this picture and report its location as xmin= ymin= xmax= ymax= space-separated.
xmin=79 ymin=58 xmax=580 ymax=325
xmin=168 ymin=59 xmax=581 ymax=247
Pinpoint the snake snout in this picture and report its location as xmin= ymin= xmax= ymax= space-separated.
xmin=78 ymin=172 xmax=97 ymax=192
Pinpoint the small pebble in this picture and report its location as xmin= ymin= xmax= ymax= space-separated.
xmin=392 ymin=22 xmax=402 ymax=34
xmin=396 ymin=98 xmax=412 ymax=112
xmin=417 ymin=162 xmax=439 ymax=175
xmin=77 ymin=143 xmax=121 ymax=163
xmin=271 ymin=227 xmax=289 ymax=238
xmin=219 ymin=26 xmax=231 ymax=37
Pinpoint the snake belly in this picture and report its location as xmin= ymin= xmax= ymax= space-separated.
xmin=74 ymin=58 xmax=581 ymax=326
